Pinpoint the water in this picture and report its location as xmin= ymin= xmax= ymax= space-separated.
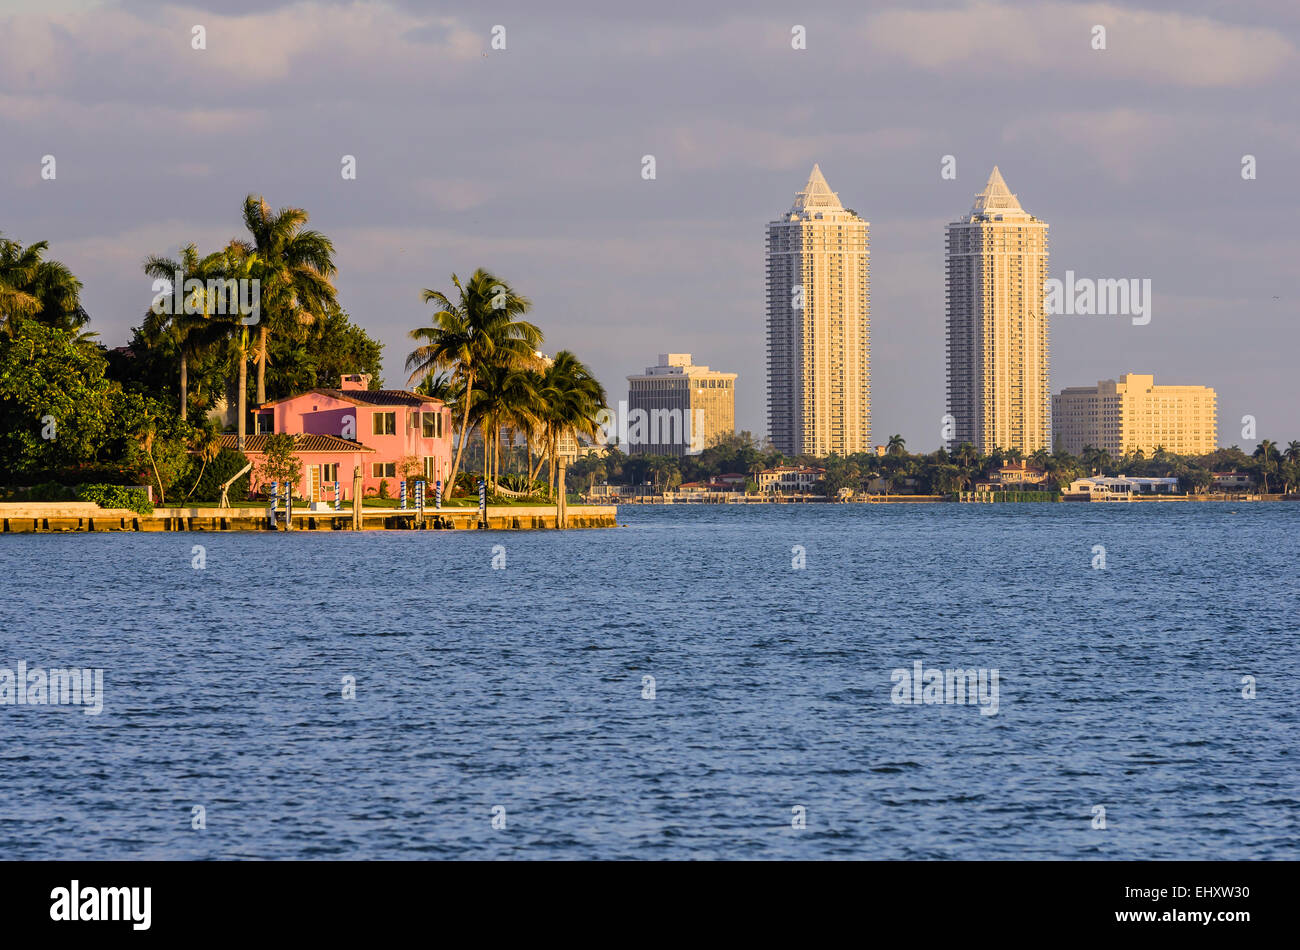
xmin=1 ymin=503 xmax=1297 ymax=859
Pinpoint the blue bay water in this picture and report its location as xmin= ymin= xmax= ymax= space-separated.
xmin=0 ymin=503 xmax=1297 ymax=859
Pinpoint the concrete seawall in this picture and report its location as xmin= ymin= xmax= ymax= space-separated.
xmin=0 ymin=502 xmax=618 ymax=532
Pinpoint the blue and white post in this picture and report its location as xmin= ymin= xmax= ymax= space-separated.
xmin=269 ymin=480 xmax=279 ymax=527
xmin=434 ymin=479 xmax=442 ymax=510
xmin=283 ymin=482 xmax=293 ymax=530
xmin=334 ymin=480 xmax=341 ymax=511
xmin=477 ymin=478 xmax=487 ymax=529
xmin=400 ymin=479 xmax=408 ymax=510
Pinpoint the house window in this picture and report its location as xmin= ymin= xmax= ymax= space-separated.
xmin=372 ymin=411 xmax=396 ymax=435
xmin=320 ymin=463 xmax=338 ymax=483
xmin=256 ymin=414 xmax=273 ymax=434
xmin=372 ymin=462 xmax=396 ymax=478
xmin=422 ymin=411 xmax=443 ymax=439
xmin=423 ymin=457 xmax=438 ymax=481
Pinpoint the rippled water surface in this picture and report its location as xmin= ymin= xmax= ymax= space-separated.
xmin=1 ymin=503 xmax=1297 ymax=859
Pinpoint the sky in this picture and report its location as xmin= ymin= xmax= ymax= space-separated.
xmin=2 ymin=0 xmax=1297 ymax=451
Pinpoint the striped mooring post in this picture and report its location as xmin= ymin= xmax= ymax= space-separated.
xmin=400 ymin=479 xmax=408 ymax=510
xmin=269 ymin=481 xmax=279 ymax=527
xmin=334 ymin=480 xmax=341 ymax=511
xmin=477 ymin=478 xmax=487 ymax=529
xmin=434 ymin=480 xmax=442 ymax=510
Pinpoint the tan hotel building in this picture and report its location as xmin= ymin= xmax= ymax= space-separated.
xmin=1053 ymin=374 xmax=1217 ymax=456
xmin=626 ymin=354 xmax=737 ymax=457
xmin=946 ymin=167 xmax=1050 ymax=455
xmin=766 ymin=164 xmax=871 ymax=456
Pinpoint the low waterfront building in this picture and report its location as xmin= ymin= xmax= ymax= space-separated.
xmin=1066 ymin=475 xmax=1180 ymax=497
xmin=220 ymin=433 xmax=374 ymax=504
xmin=757 ymin=466 xmax=825 ymax=493
xmin=626 ymin=354 xmax=737 ymax=457
xmin=985 ymin=462 xmax=1049 ymax=487
xmin=1053 ymin=374 xmax=1217 ymax=457
xmin=250 ymin=373 xmax=454 ymax=499
xmin=1212 ymin=472 xmax=1253 ymax=492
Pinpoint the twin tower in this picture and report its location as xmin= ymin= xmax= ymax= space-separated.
xmin=765 ymin=165 xmax=1050 ymax=456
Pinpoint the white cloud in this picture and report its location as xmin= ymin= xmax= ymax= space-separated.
xmin=864 ymin=1 xmax=1294 ymax=88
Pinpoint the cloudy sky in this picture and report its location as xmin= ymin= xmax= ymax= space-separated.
xmin=3 ymin=0 xmax=1297 ymax=449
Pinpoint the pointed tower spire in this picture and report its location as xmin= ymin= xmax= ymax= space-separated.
xmin=971 ymin=165 xmax=1023 ymax=214
xmin=792 ymin=163 xmax=844 ymax=213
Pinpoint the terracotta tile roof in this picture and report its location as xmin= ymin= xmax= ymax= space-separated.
xmin=256 ymin=388 xmax=434 ymax=409
xmin=220 ymin=434 xmax=374 ymax=453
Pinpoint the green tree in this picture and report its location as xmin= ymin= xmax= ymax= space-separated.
xmin=0 ymin=234 xmax=87 ymax=335
xmin=1253 ymin=439 xmax=1279 ymax=493
xmin=141 ymin=244 xmax=235 ymax=421
xmin=535 ymin=351 xmax=607 ymax=526
xmin=405 ymin=270 xmax=541 ymax=494
xmin=255 ymin=432 xmax=303 ymax=496
xmin=236 ymin=196 xmax=339 ymax=405
xmin=0 ymin=318 xmax=115 ymax=479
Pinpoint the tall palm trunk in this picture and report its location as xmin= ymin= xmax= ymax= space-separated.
xmin=446 ymin=374 xmax=474 ymax=495
xmin=236 ymin=328 xmax=248 ymax=450
xmin=183 ymin=458 xmax=207 ymax=502
xmin=179 ymin=353 xmax=188 ymax=421
xmin=256 ymin=325 xmax=268 ymax=404
xmin=556 ymin=456 xmax=568 ymax=529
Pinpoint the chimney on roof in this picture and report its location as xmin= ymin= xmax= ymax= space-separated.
xmin=340 ymin=373 xmax=371 ymax=392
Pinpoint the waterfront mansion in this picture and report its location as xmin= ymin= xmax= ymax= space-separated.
xmin=231 ymin=373 xmax=454 ymax=502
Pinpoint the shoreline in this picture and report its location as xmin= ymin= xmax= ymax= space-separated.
xmin=0 ymin=502 xmax=618 ymax=533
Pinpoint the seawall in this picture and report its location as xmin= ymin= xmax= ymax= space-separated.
xmin=0 ymin=502 xmax=618 ymax=532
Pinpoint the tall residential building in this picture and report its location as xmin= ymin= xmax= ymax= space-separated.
xmin=766 ymin=164 xmax=870 ymax=456
xmin=626 ymin=353 xmax=737 ymax=457
xmin=946 ymin=166 xmax=1050 ymax=454
xmin=1053 ymin=374 xmax=1217 ymax=456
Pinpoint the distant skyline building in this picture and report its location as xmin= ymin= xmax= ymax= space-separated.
xmin=946 ymin=166 xmax=1050 ymax=455
xmin=765 ymin=164 xmax=870 ymax=456
xmin=1053 ymin=373 xmax=1218 ymax=457
xmin=626 ymin=353 xmax=736 ymax=457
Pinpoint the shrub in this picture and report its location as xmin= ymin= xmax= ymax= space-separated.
xmin=378 ymin=479 xmax=390 ymax=499
xmin=78 ymin=483 xmax=154 ymax=515
xmin=172 ymin=449 xmax=250 ymax=504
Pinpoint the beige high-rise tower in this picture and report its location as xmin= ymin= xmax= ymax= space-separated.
xmin=766 ymin=165 xmax=870 ymax=456
xmin=946 ymin=167 xmax=1050 ymax=454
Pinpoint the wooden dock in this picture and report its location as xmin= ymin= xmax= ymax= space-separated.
xmin=0 ymin=502 xmax=618 ymax=533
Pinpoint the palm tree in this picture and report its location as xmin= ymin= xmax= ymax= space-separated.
xmin=405 ymin=270 xmax=541 ymax=495
xmin=1253 ymin=439 xmax=1279 ymax=494
xmin=887 ymin=434 xmax=906 ymax=456
xmin=535 ymin=351 xmax=607 ymax=527
xmin=142 ymin=244 xmax=232 ymax=421
xmin=135 ymin=414 xmax=166 ymax=506
xmin=0 ymin=234 xmax=86 ymax=335
xmin=469 ymin=362 xmax=541 ymax=493
xmin=236 ymin=196 xmax=338 ymax=405
xmin=215 ymin=246 xmax=264 ymax=450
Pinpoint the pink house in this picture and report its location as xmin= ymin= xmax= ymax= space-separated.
xmin=241 ymin=374 xmax=454 ymax=501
